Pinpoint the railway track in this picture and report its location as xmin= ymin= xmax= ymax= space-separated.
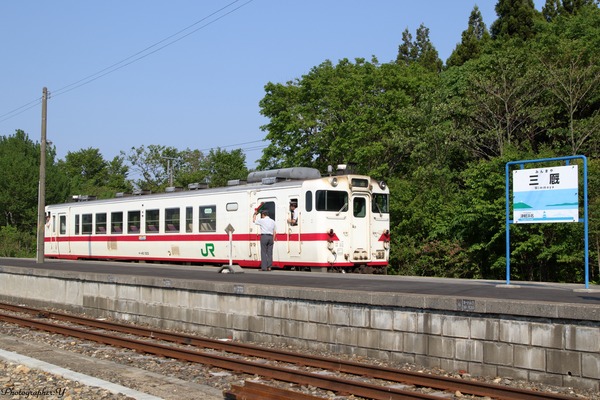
xmin=0 ymin=302 xmax=576 ymax=400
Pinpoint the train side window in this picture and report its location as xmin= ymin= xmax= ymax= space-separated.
xmin=82 ymin=214 xmax=93 ymax=234
xmin=128 ymin=211 xmax=141 ymax=234
xmin=199 ymin=205 xmax=216 ymax=232
xmin=111 ymin=212 xmax=123 ymax=234
xmin=59 ymin=215 xmax=67 ymax=235
xmin=96 ymin=213 xmax=107 ymax=234
xmin=316 ymin=190 xmax=348 ymax=212
xmin=186 ymin=207 xmax=193 ymax=233
xmin=165 ymin=208 xmax=180 ymax=233
xmin=75 ymin=215 xmax=80 ymax=235
xmin=146 ymin=209 xmax=160 ymax=233
xmin=305 ymin=191 xmax=312 ymax=212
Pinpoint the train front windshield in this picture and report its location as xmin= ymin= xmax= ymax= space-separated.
xmin=372 ymin=193 xmax=389 ymax=214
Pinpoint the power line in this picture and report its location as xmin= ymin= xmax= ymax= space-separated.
xmin=198 ymin=139 xmax=264 ymax=152
xmin=52 ymin=0 xmax=246 ymax=97
xmin=0 ymin=0 xmax=254 ymax=122
xmin=0 ymin=98 xmax=41 ymax=123
xmin=52 ymin=0 xmax=255 ymax=98
xmin=196 ymin=139 xmax=268 ymax=162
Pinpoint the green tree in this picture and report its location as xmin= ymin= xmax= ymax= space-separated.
xmin=543 ymin=0 xmax=598 ymax=20
xmin=534 ymin=4 xmax=600 ymax=156
xmin=259 ymin=58 xmax=438 ymax=178
xmin=447 ymin=6 xmax=491 ymax=67
xmin=0 ymin=225 xmax=35 ymax=257
xmin=205 ymin=148 xmax=248 ymax=187
xmin=176 ymin=149 xmax=209 ymax=188
xmin=542 ymin=0 xmax=562 ymax=20
xmin=448 ymin=42 xmax=548 ymax=158
xmin=0 ymin=130 xmax=68 ymax=231
xmin=396 ymin=24 xmax=442 ymax=73
xmin=122 ymin=144 xmax=180 ymax=192
xmin=491 ymin=0 xmax=538 ymax=40
xmin=106 ymin=155 xmax=133 ymax=195
xmin=414 ymin=24 xmax=443 ymax=73
xmin=59 ymin=148 xmax=132 ymax=198
xmin=122 ymin=145 xmax=248 ymax=191
xmin=396 ymin=29 xmax=416 ymax=66
xmin=388 ymin=166 xmax=470 ymax=277
xmin=61 ymin=148 xmax=107 ymax=189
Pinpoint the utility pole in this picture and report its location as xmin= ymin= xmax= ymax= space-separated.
xmin=162 ymin=156 xmax=176 ymax=187
xmin=36 ymin=87 xmax=48 ymax=263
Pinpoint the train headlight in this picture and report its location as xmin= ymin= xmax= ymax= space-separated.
xmin=382 ymin=229 xmax=390 ymax=249
xmin=379 ymin=180 xmax=386 ymax=190
xmin=330 ymin=177 xmax=338 ymax=187
xmin=327 ymin=229 xmax=335 ymax=250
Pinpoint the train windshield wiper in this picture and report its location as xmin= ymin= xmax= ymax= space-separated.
xmin=375 ymin=202 xmax=382 ymax=217
xmin=336 ymin=202 xmax=348 ymax=216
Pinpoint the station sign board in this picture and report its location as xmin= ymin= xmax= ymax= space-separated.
xmin=512 ymin=165 xmax=578 ymax=223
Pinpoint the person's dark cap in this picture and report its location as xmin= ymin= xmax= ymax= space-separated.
xmin=290 ymin=201 xmax=297 ymax=206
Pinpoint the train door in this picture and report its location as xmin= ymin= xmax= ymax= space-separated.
xmin=286 ymin=195 xmax=301 ymax=256
xmin=47 ymin=212 xmax=68 ymax=255
xmin=249 ymin=195 xmax=277 ymax=265
xmin=350 ymin=194 xmax=370 ymax=262
xmin=57 ymin=213 xmax=69 ymax=255
xmin=45 ymin=213 xmax=57 ymax=253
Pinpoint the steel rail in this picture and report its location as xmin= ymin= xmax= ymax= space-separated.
xmin=0 ymin=311 xmax=453 ymax=400
xmin=225 ymin=381 xmax=325 ymax=400
xmin=0 ymin=302 xmax=577 ymax=400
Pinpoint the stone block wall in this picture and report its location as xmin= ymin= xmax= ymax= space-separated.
xmin=0 ymin=270 xmax=598 ymax=391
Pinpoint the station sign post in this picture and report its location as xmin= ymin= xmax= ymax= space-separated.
xmin=505 ymin=156 xmax=589 ymax=288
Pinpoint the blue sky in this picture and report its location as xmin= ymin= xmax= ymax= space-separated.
xmin=0 ymin=1 xmax=545 ymax=169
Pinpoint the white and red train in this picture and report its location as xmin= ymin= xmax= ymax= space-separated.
xmin=44 ymin=166 xmax=390 ymax=272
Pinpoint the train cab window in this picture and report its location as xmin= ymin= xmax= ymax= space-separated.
xmin=372 ymin=193 xmax=389 ymax=214
xmin=96 ymin=213 xmax=107 ymax=234
xmin=316 ymin=190 xmax=348 ymax=213
xmin=165 ymin=208 xmax=180 ymax=233
xmin=305 ymin=191 xmax=312 ymax=212
xmin=186 ymin=207 xmax=193 ymax=233
xmin=128 ymin=211 xmax=141 ymax=234
xmin=199 ymin=205 xmax=216 ymax=232
xmin=111 ymin=212 xmax=123 ymax=234
xmin=146 ymin=209 xmax=160 ymax=233
xmin=75 ymin=215 xmax=80 ymax=235
xmin=353 ymin=198 xmax=366 ymax=218
xmin=82 ymin=214 xmax=93 ymax=234
xmin=59 ymin=215 xmax=67 ymax=235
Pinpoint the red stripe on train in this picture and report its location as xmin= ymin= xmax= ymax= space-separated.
xmin=45 ymin=232 xmax=340 ymax=243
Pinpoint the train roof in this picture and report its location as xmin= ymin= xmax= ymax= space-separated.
xmin=51 ymin=166 xmax=383 ymax=208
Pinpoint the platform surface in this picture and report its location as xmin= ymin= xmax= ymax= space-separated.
xmin=2 ymin=257 xmax=599 ymax=306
